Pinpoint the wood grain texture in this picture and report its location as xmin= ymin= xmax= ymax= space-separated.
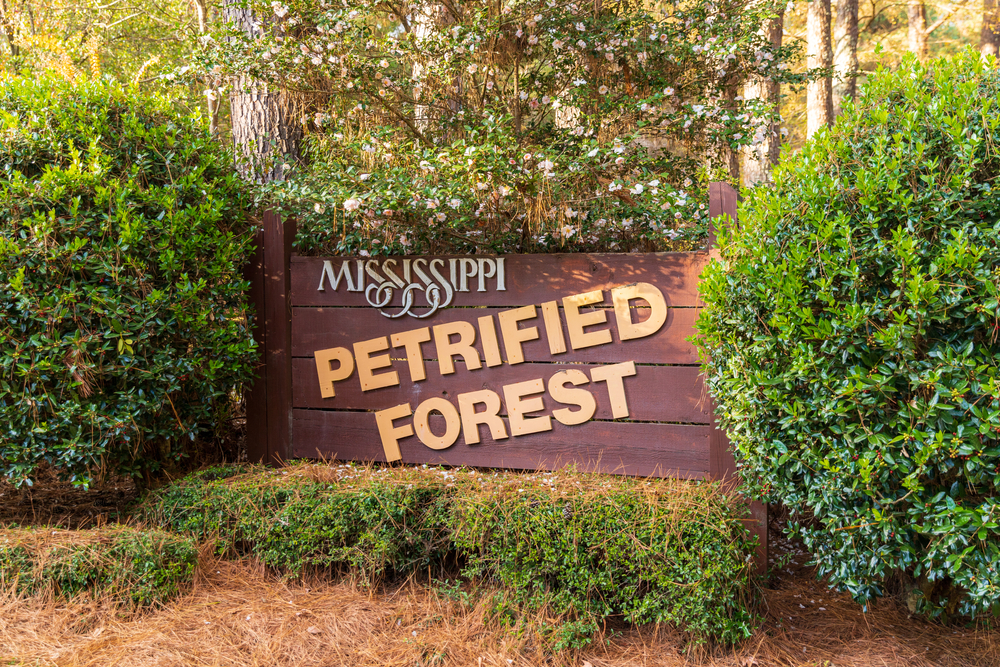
xmin=290 ymin=252 xmax=710 ymax=308
xmin=290 ymin=306 xmax=701 ymax=364
xmin=292 ymin=358 xmax=710 ymax=424
xmin=291 ymin=409 xmax=711 ymax=478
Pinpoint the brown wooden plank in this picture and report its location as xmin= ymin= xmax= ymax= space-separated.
xmin=263 ymin=211 xmax=294 ymax=465
xmin=291 ymin=306 xmax=701 ymax=364
xmin=291 ymin=409 xmax=711 ymax=478
xmin=244 ymin=224 xmax=268 ymax=464
xmin=290 ymin=252 xmax=710 ymax=309
xmin=292 ymin=358 xmax=710 ymax=424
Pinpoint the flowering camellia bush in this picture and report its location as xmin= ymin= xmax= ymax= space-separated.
xmin=203 ymin=0 xmax=802 ymax=255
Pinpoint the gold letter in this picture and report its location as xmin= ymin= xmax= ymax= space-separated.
xmin=354 ymin=336 xmax=400 ymax=392
xmin=314 ymin=347 xmax=354 ymax=399
xmin=612 ymin=283 xmax=668 ymax=341
xmin=497 ymin=305 xmax=539 ymax=365
xmin=458 ymin=389 xmax=508 ymax=444
xmin=374 ymin=403 xmax=413 ymax=462
xmin=433 ymin=321 xmax=483 ymax=375
xmin=548 ymin=369 xmax=596 ymax=426
xmin=503 ymin=378 xmax=552 ymax=437
xmin=478 ymin=315 xmax=503 ymax=367
xmin=391 ymin=327 xmax=431 ymax=382
xmin=590 ymin=362 xmax=636 ymax=419
xmin=540 ymin=300 xmax=567 ymax=355
xmin=563 ymin=290 xmax=613 ymax=350
xmin=413 ymin=397 xmax=461 ymax=450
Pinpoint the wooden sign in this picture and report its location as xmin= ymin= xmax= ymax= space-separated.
xmin=243 ymin=182 xmax=766 ymax=571
xmin=282 ymin=250 xmax=714 ymax=477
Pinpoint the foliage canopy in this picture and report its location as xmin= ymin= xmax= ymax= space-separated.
xmin=201 ymin=0 xmax=801 ymax=255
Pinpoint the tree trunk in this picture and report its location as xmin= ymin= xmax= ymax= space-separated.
xmin=908 ymin=1 xmax=929 ymax=61
xmin=807 ymin=0 xmax=834 ymax=137
xmin=833 ymin=0 xmax=858 ymax=116
xmin=742 ymin=5 xmax=785 ymax=185
xmin=983 ymin=0 xmax=1000 ymax=56
xmin=223 ymin=1 xmax=301 ymax=183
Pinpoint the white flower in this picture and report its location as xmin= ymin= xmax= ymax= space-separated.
xmin=587 ymin=148 xmax=599 ymax=157
xmin=572 ymin=78 xmax=587 ymax=86
xmin=436 ymin=212 xmax=447 ymax=221
xmin=553 ymin=39 xmax=564 ymax=49
xmin=359 ymin=173 xmax=371 ymax=181
xmin=564 ymin=207 xmax=577 ymax=218
xmin=313 ymin=203 xmax=325 ymax=214
xmin=605 ymin=52 xmax=614 ymax=62
xmin=467 ymin=63 xmax=478 ymax=74
xmin=649 ymin=179 xmax=660 ymax=187
xmin=560 ymin=224 xmax=577 ymax=238
xmin=615 ymin=156 xmax=625 ymax=165
xmin=271 ymin=2 xmax=288 ymax=17
xmin=608 ymin=182 xmax=622 ymax=192
xmin=598 ymin=85 xmax=609 ymax=95
xmin=515 ymin=28 xmax=524 ymax=38
xmin=613 ymin=145 xmax=625 ymax=154
xmin=448 ymin=198 xmax=462 ymax=209
xmin=542 ymin=95 xmax=551 ymax=104
xmin=637 ymin=51 xmax=648 ymax=63
xmin=476 ymin=182 xmax=489 ymax=190
xmin=528 ymin=35 xmax=538 ymax=45
xmin=576 ymin=39 xmax=587 ymax=49
xmin=631 ymin=184 xmax=643 ymax=195
xmin=343 ymin=198 xmax=361 ymax=211
xmin=379 ymin=59 xmax=388 ymax=68
xmin=539 ymin=160 xmax=554 ymax=171
xmin=663 ymin=87 xmax=674 ymax=96
xmin=575 ymin=22 xmax=586 ymax=31
xmin=519 ymin=90 xmax=528 ymax=100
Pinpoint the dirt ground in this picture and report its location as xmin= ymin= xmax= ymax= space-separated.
xmin=1 ymin=473 xmax=997 ymax=667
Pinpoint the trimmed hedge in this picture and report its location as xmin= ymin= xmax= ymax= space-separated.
xmin=0 ymin=526 xmax=197 ymax=608
xmin=138 ymin=462 xmax=757 ymax=648
xmin=0 ymin=76 xmax=255 ymax=487
xmin=696 ymin=52 xmax=1000 ymax=618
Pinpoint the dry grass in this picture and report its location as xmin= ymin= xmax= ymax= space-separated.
xmin=1 ymin=545 xmax=998 ymax=667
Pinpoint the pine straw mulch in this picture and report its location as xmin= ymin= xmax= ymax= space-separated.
xmin=0 ymin=469 xmax=998 ymax=667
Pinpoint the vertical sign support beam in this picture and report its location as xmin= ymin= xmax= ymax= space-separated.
xmin=244 ymin=223 xmax=268 ymax=463
xmin=707 ymin=181 xmax=768 ymax=577
xmin=246 ymin=211 xmax=294 ymax=465
xmin=263 ymin=210 xmax=295 ymax=465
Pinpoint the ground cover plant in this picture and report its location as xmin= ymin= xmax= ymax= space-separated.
xmin=138 ymin=461 xmax=757 ymax=649
xmin=0 ymin=76 xmax=256 ymax=488
xmin=697 ymin=50 xmax=1000 ymax=619
xmin=0 ymin=526 xmax=197 ymax=608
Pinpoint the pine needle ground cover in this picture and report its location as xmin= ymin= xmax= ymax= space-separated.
xmin=0 ymin=526 xmax=197 ymax=608
xmin=138 ymin=462 xmax=758 ymax=648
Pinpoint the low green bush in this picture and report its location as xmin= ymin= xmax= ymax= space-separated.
xmin=138 ymin=462 xmax=757 ymax=648
xmin=0 ymin=75 xmax=255 ymax=487
xmin=0 ymin=526 xmax=197 ymax=608
xmin=696 ymin=51 xmax=1000 ymax=619
xmin=139 ymin=463 xmax=454 ymax=578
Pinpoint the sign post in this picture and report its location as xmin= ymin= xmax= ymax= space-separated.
xmin=245 ymin=181 xmax=766 ymax=572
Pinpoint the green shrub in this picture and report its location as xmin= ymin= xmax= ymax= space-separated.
xmin=449 ymin=473 xmax=756 ymax=649
xmin=696 ymin=51 xmax=1000 ymax=618
xmin=138 ymin=463 xmax=454 ymax=578
xmin=0 ymin=526 xmax=198 ymax=608
xmin=0 ymin=76 xmax=256 ymax=486
xmin=138 ymin=462 xmax=757 ymax=647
